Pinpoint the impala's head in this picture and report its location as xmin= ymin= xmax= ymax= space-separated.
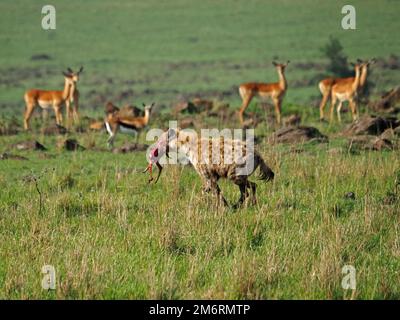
xmin=357 ymin=58 xmax=376 ymax=69
xmin=272 ymin=60 xmax=290 ymax=72
xmin=350 ymin=61 xmax=363 ymax=73
xmin=63 ymin=66 xmax=84 ymax=84
xmin=142 ymin=102 xmax=155 ymax=113
xmin=105 ymin=101 xmax=119 ymax=115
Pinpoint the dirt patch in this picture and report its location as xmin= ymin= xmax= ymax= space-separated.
xmin=112 ymin=143 xmax=149 ymax=154
xmin=173 ymin=98 xmax=214 ymax=115
xmin=374 ymin=54 xmax=400 ymax=70
xmin=283 ymin=114 xmax=301 ymax=127
xmin=30 ymin=54 xmax=52 ymax=61
xmin=268 ymin=126 xmax=328 ymax=144
xmin=0 ymin=120 xmax=20 ymax=135
xmin=41 ymin=124 xmax=68 ymax=135
xmin=342 ymin=115 xmax=400 ymax=136
xmin=0 ymin=153 xmax=28 ymax=161
xmin=10 ymin=140 xmax=46 ymax=151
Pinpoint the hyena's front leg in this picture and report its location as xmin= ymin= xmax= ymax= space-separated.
xmin=211 ymin=181 xmax=228 ymax=207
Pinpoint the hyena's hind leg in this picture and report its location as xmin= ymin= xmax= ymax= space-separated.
xmin=233 ymin=183 xmax=247 ymax=209
xmin=246 ymin=180 xmax=257 ymax=205
xmin=232 ymin=177 xmax=250 ymax=209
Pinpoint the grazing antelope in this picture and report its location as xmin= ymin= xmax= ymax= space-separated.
xmin=105 ymin=102 xmax=154 ymax=148
xmin=23 ymin=69 xmax=81 ymax=130
xmin=238 ymin=61 xmax=290 ymax=126
xmin=328 ymin=61 xmax=363 ymax=122
xmin=144 ymin=128 xmax=274 ymax=208
xmin=319 ymin=59 xmax=375 ymax=121
xmin=66 ymin=67 xmax=84 ymax=125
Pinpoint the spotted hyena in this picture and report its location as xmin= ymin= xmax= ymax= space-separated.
xmin=146 ymin=128 xmax=274 ymax=208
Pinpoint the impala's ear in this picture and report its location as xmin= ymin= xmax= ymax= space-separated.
xmin=286 ymin=60 xmax=290 ymax=65
xmin=350 ymin=62 xmax=355 ymax=67
xmin=62 ymin=71 xmax=71 ymax=77
xmin=67 ymin=67 xmax=74 ymax=74
xmin=357 ymin=58 xmax=363 ymax=63
xmin=272 ymin=61 xmax=278 ymax=66
xmin=78 ymin=66 xmax=84 ymax=74
xmin=142 ymin=103 xmax=146 ymax=108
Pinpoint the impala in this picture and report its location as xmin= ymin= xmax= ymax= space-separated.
xmin=144 ymin=128 xmax=274 ymax=208
xmin=328 ymin=61 xmax=363 ymax=122
xmin=319 ymin=59 xmax=375 ymax=121
xmin=66 ymin=67 xmax=83 ymax=126
xmin=23 ymin=68 xmax=81 ymax=130
xmin=105 ymin=102 xmax=154 ymax=147
xmin=238 ymin=61 xmax=290 ymax=126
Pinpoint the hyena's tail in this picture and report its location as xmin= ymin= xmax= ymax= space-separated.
xmin=256 ymin=153 xmax=274 ymax=182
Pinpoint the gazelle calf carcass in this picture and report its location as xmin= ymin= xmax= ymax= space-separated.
xmin=144 ymin=128 xmax=274 ymax=208
xmin=238 ymin=61 xmax=290 ymax=126
xmin=318 ymin=59 xmax=375 ymax=122
xmin=105 ymin=102 xmax=154 ymax=147
xmin=23 ymin=68 xmax=81 ymax=130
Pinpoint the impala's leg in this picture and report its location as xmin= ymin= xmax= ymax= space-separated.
xmin=73 ymin=94 xmax=80 ymax=124
xmin=329 ymin=95 xmax=337 ymax=123
xmin=53 ymin=104 xmax=63 ymax=126
xmin=336 ymin=101 xmax=343 ymax=123
xmin=273 ymin=98 xmax=282 ymax=125
xmin=135 ymin=130 xmax=140 ymax=143
xmin=65 ymin=100 xmax=72 ymax=128
xmin=349 ymin=99 xmax=358 ymax=121
xmin=238 ymin=88 xmax=253 ymax=125
xmin=24 ymin=103 xmax=35 ymax=130
xmin=319 ymin=92 xmax=330 ymax=121
xmin=106 ymin=122 xmax=117 ymax=148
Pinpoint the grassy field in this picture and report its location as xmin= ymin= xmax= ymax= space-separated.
xmin=1 ymin=0 xmax=400 ymax=299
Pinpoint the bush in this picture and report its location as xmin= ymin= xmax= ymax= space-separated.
xmin=321 ymin=36 xmax=351 ymax=77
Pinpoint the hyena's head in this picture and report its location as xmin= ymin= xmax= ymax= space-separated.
xmin=148 ymin=128 xmax=197 ymax=164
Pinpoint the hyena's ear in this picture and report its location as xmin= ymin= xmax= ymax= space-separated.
xmin=167 ymin=128 xmax=176 ymax=139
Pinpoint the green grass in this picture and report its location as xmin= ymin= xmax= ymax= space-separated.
xmin=0 ymin=0 xmax=400 ymax=299
xmin=0 ymin=130 xmax=399 ymax=299
xmin=0 ymin=0 xmax=399 ymax=114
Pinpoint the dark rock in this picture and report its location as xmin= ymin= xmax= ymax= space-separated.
xmin=41 ymin=124 xmax=68 ymax=135
xmin=370 ymin=86 xmax=400 ymax=112
xmin=268 ymin=126 xmax=328 ymax=144
xmin=348 ymin=135 xmax=394 ymax=151
xmin=0 ymin=153 xmax=28 ymax=160
xmin=63 ymin=139 xmax=85 ymax=151
xmin=342 ymin=115 xmax=399 ymax=136
xmin=112 ymin=143 xmax=149 ymax=154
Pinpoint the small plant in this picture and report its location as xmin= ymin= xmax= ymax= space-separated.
xmin=321 ymin=36 xmax=351 ymax=77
